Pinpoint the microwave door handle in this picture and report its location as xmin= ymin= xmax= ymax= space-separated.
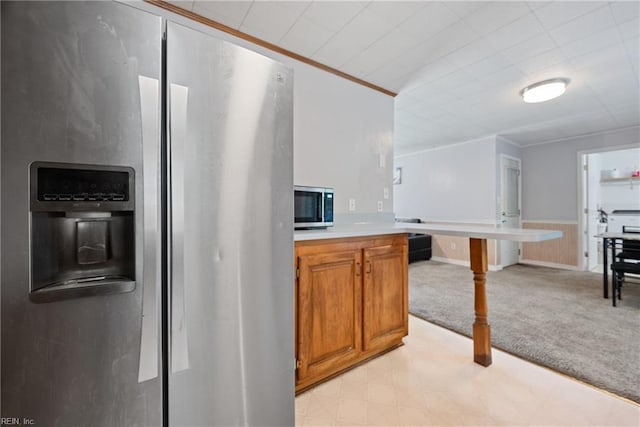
xmin=169 ymin=82 xmax=190 ymax=373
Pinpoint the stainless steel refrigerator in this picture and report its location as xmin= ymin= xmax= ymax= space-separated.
xmin=1 ymin=2 xmax=294 ymax=426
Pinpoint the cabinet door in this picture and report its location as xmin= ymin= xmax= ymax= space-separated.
xmin=362 ymin=243 xmax=408 ymax=352
xmin=297 ymin=250 xmax=362 ymax=383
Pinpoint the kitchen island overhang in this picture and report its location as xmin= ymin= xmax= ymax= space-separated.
xmin=295 ymin=222 xmax=562 ymax=368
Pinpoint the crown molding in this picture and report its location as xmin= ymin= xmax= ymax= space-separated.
xmin=146 ymin=0 xmax=397 ymax=98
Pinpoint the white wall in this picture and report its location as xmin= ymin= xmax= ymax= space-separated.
xmin=293 ymin=65 xmax=394 ymax=215
xmin=521 ymin=127 xmax=640 ymax=221
xmin=394 ymin=135 xmax=525 ymax=225
xmin=394 ymin=136 xmax=497 ymax=222
xmin=496 ymin=136 xmax=523 ymax=160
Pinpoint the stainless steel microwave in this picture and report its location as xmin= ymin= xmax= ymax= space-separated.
xmin=294 ymin=186 xmax=334 ymax=229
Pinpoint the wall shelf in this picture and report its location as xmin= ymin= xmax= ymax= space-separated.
xmin=600 ymin=176 xmax=640 ymax=183
xmin=600 ymin=176 xmax=640 ymax=189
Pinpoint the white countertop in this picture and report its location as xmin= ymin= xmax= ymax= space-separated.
xmin=295 ymin=222 xmax=563 ymax=242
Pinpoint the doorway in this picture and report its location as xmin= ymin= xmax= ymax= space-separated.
xmin=579 ymin=146 xmax=640 ymax=272
xmin=500 ymin=155 xmax=521 ymax=267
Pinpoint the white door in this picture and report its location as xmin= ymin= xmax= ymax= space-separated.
xmin=500 ymin=157 xmax=521 ymax=267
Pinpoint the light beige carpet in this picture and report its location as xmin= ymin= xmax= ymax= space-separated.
xmin=409 ymin=261 xmax=640 ymax=403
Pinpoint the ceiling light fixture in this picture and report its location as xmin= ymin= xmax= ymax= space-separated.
xmin=520 ymin=78 xmax=570 ymax=103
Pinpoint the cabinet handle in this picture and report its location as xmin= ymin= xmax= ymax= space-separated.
xmin=356 ymin=262 xmax=361 ymax=277
xmin=366 ymin=260 xmax=371 ymax=274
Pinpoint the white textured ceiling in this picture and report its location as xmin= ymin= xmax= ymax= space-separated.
xmin=168 ymin=1 xmax=640 ymax=155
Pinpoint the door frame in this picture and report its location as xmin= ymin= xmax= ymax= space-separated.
xmin=583 ymin=153 xmax=599 ymax=271
xmin=499 ymin=154 xmax=522 ymax=268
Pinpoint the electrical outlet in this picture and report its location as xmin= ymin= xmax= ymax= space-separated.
xmin=379 ymin=154 xmax=386 ymax=168
xmin=349 ymin=198 xmax=356 ymax=212
xmin=377 ymin=201 xmax=383 ymax=212
xmin=383 ymin=187 xmax=389 ymax=199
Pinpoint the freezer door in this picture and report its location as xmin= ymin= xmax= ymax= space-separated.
xmin=1 ymin=2 xmax=162 ymax=425
xmin=167 ymin=22 xmax=294 ymax=426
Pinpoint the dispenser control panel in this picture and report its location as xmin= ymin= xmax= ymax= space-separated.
xmin=36 ymin=166 xmax=130 ymax=201
xmin=30 ymin=162 xmax=134 ymax=212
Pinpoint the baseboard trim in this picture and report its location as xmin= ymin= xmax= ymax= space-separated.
xmin=431 ymin=256 xmax=502 ymax=272
xmin=431 ymin=256 xmax=468 ymax=267
xmin=519 ymin=259 xmax=582 ymax=271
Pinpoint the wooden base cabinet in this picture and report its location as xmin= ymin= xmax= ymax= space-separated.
xmin=294 ymin=234 xmax=408 ymax=392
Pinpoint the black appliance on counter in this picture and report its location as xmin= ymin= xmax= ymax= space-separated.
xmin=395 ymin=218 xmax=432 ymax=263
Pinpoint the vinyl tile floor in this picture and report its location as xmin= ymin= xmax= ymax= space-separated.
xmin=295 ymin=315 xmax=640 ymax=426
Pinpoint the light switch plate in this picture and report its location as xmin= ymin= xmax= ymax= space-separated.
xmin=379 ymin=154 xmax=386 ymax=168
xmin=349 ymin=198 xmax=356 ymax=212
xmin=377 ymin=201 xmax=383 ymax=212
xmin=383 ymin=187 xmax=389 ymax=199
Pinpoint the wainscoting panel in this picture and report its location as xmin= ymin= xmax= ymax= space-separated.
xmin=521 ymin=222 xmax=579 ymax=267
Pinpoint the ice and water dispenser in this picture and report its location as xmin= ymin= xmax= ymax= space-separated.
xmin=29 ymin=162 xmax=136 ymax=303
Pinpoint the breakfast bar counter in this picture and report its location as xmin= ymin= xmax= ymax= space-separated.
xmin=295 ymin=222 xmax=562 ymax=367
xmin=295 ymin=222 xmax=562 ymax=242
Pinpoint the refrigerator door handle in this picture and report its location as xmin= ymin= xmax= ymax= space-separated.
xmin=138 ymin=75 xmax=161 ymax=383
xmin=169 ymin=82 xmax=190 ymax=373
